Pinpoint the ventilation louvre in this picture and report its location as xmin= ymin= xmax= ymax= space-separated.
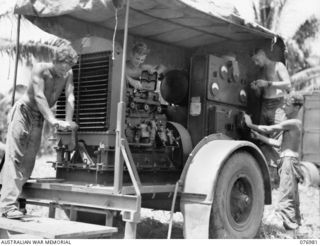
xmin=56 ymin=51 xmax=112 ymax=132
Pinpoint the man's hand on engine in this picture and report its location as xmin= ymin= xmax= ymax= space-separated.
xmin=252 ymin=79 xmax=269 ymax=88
xmin=53 ymin=120 xmax=73 ymax=131
xmin=250 ymin=130 xmax=261 ymax=140
xmin=149 ymin=66 xmax=158 ymax=74
xmin=68 ymin=121 xmax=78 ymax=131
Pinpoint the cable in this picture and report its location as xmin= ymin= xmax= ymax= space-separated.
xmin=12 ymin=14 xmax=21 ymax=106
xmin=112 ymin=8 xmax=119 ymax=60
xmin=167 ymin=180 xmax=181 ymax=239
xmin=7 ymin=14 xmax=15 ymax=80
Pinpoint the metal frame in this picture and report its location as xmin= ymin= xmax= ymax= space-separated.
xmin=22 ymin=183 xmax=139 ymax=212
xmin=112 ymin=1 xmax=142 ymax=237
xmin=114 ymin=0 xmax=131 ymax=194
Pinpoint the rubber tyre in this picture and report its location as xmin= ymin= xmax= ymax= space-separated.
xmin=209 ymin=151 xmax=264 ymax=238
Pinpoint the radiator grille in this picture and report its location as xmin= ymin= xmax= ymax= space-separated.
xmin=56 ymin=51 xmax=112 ymax=132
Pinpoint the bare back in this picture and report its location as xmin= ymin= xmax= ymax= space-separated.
xmin=262 ymin=61 xmax=285 ymax=99
xmin=280 ymin=119 xmax=302 ymax=155
xmin=23 ymin=63 xmax=70 ymax=110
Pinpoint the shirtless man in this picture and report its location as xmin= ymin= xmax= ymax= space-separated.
xmin=251 ymin=49 xmax=292 ymax=184
xmin=251 ymin=48 xmax=291 ymax=126
xmin=0 ymin=44 xmax=78 ymax=219
xmin=244 ymin=92 xmax=304 ymax=231
xmin=126 ymin=42 xmax=165 ymax=90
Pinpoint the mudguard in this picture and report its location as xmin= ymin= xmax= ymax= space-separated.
xmin=180 ymin=135 xmax=270 ymax=239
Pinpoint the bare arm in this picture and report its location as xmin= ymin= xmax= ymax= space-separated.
xmin=250 ymin=130 xmax=281 ymax=147
xmin=142 ymin=64 xmax=167 ymax=75
xmin=252 ymin=62 xmax=291 ymax=90
xmin=65 ymin=70 xmax=75 ymax=123
xmin=64 ymin=70 xmax=77 ymax=149
xmin=32 ymin=65 xmax=73 ymax=131
xmin=272 ymin=62 xmax=291 ymax=90
xmin=32 ymin=66 xmax=58 ymax=126
xmin=142 ymin=64 xmax=157 ymax=73
xmin=126 ymin=75 xmax=142 ymax=89
xmin=244 ymin=113 xmax=298 ymax=134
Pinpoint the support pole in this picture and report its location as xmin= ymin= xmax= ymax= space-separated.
xmin=69 ymin=207 xmax=78 ymax=221
xmin=11 ymin=14 xmax=21 ymax=106
xmin=48 ymin=203 xmax=56 ymax=218
xmin=124 ymin=221 xmax=137 ymax=239
xmin=105 ymin=211 xmax=114 ymax=227
xmin=114 ymin=0 xmax=130 ymax=193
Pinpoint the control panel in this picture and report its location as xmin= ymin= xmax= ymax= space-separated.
xmin=206 ymin=54 xmax=248 ymax=107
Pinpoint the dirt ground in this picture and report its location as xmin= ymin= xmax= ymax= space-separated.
xmin=28 ymin=155 xmax=320 ymax=239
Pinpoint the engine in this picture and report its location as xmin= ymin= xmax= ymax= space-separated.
xmin=53 ymin=53 xmax=185 ymax=185
xmin=125 ymin=71 xmax=183 ymax=171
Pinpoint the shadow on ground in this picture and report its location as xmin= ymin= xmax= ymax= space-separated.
xmin=112 ymin=217 xmax=183 ymax=239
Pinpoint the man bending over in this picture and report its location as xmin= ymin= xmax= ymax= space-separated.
xmin=0 ymin=44 xmax=78 ymax=219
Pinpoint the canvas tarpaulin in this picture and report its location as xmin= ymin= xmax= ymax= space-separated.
xmin=14 ymin=0 xmax=118 ymax=22
xmin=13 ymin=0 xmax=238 ymax=21
xmin=1 ymin=0 xmax=283 ymax=92
xmin=14 ymin=0 xmax=280 ymax=48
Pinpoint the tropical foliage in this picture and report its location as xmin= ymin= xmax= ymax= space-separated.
xmin=287 ymin=17 xmax=320 ymax=74
xmin=252 ymin=0 xmax=288 ymax=32
xmin=252 ymin=0 xmax=320 ymax=91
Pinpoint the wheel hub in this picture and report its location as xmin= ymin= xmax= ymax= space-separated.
xmin=230 ymin=177 xmax=253 ymax=223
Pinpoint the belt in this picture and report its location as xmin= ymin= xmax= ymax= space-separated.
xmin=280 ymin=150 xmax=299 ymax=158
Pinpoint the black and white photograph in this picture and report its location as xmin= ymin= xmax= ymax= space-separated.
xmin=0 ymin=0 xmax=319 ymax=243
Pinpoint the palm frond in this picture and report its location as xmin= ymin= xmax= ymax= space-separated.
xmin=0 ymin=11 xmax=72 ymax=61
xmin=0 ymin=38 xmax=73 ymax=62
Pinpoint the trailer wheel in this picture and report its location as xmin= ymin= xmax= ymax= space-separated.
xmin=209 ymin=151 xmax=264 ymax=238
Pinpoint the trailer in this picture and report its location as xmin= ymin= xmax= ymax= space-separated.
xmin=0 ymin=0 xmax=295 ymax=239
